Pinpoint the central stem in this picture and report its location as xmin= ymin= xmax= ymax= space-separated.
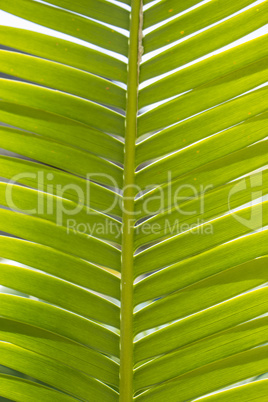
xmin=120 ymin=1 xmax=143 ymax=400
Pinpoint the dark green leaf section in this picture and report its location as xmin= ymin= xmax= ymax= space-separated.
xmin=134 ymin=317 xmax=268 ymax=391
xmin=0 ymin=79 xmax=125 ymax=136
xmin=45 ymin=0 xmax=130 ymax=30
xmin=0 ymin=294 xmax=120 ymax=357
xmin=136 ymin=139 xmax=268 ymax=220
xmin=0 ymin=156 xmax=122 ymax=216
xmin=136 ymin=86 xmax=267 ymax=164
xmin=135 ymin=170 xmax=268 ymax=248
xmin=197 ymin=380 xmax=268 ymax=402
xmin=134 ymin=229 xmax=268 ymax=305
xmin=0 ymin=0 xmax=128 ymax=56
xmin=139 ymin=34 xmax=268 ymax=108
xmin=0 ymin=264 xmax=120 ymax=328
xmin=143 ymin=0 xmax=204 ymax=28
xmin=0 ymin=182 xmax=122 ymax=245
xmin=135 ymin=201 xmax=268 ymax=276
xmin=0 ymin=374 xmax=77 ymax=402
xmin=135 ymin=257 xmax=268 ymax=333
xmin=138 ymin=57 xmax=268 ymax=135
xmin=135 ymin=288 xmax=268 ymax=362
xmin=144 ymin=0 xmax=256 ymax=53
xmin=136 ymin=346 xmax=268 ymax=401
xmin=0 ymin=27 xmax=127 ymax=83
xmin=0 ymin=318 xmax=119 ymax=388
xmin=0 ymin=343 xmax=118 ymax=401
xmin=141 ymin=2 xmax=268 ymax=81
xmin=0 ymin=101 xmax=124 ymax=163
xmin=137 ymin=113 xmax=268 ymax=188
xmin=0 ymin=50 xmax=126 ymax=109
xmin=0 ymin=127 xmax=123 ymax=188
xmin=0 ymin=209 xmax=121 ymax=272
xmin=0 ymin=236 xmax=120 ymax=299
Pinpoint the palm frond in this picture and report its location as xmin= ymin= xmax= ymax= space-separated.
xmin=0 ymin=0 xmax=267 ymax=400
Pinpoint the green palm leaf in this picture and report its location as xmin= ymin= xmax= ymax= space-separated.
xmin=0 ymin=0 xmax=267 ymax=400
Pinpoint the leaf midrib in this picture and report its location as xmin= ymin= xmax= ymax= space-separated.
xmin=120 ymin=1 xmax=143 ymax=400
